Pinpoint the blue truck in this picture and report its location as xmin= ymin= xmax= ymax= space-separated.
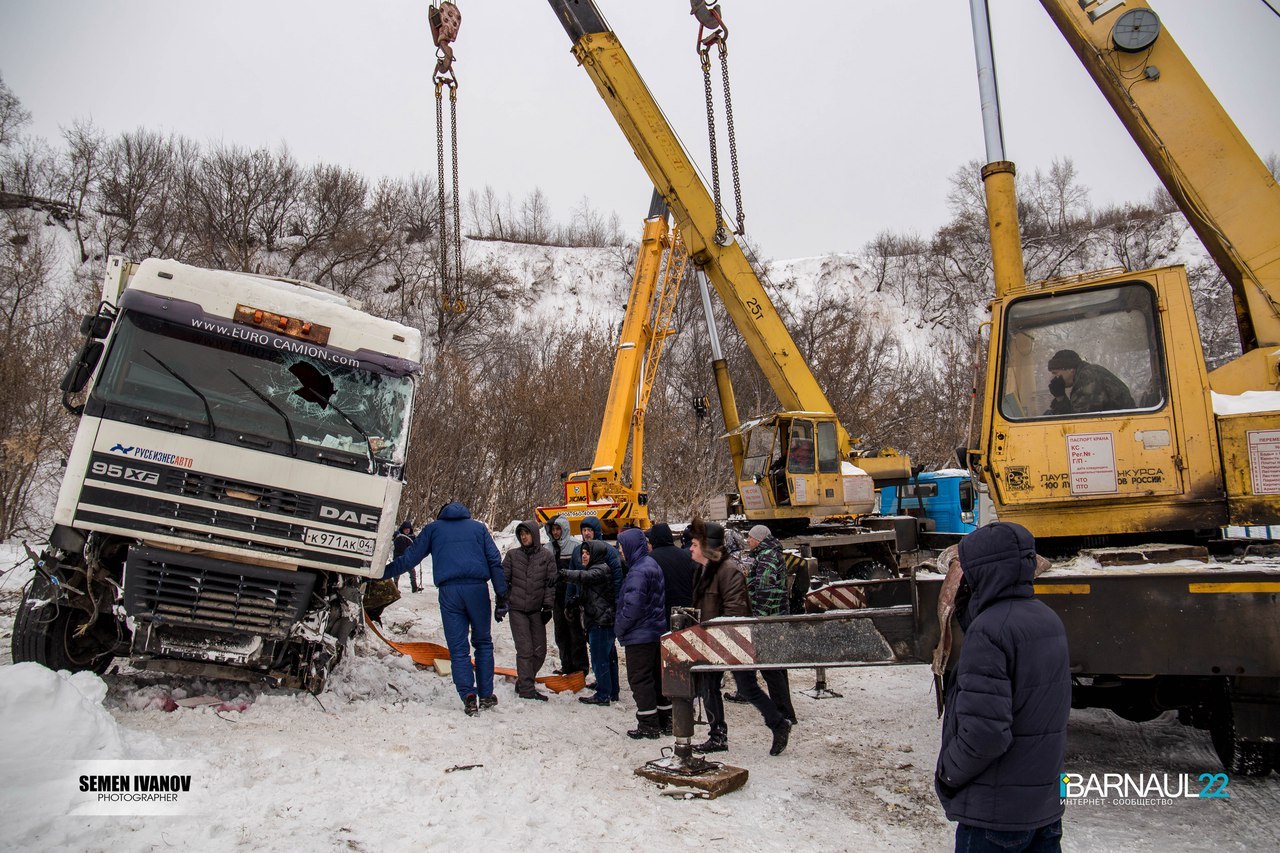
xmin=878 ymin=469 xmax=985 ymax=535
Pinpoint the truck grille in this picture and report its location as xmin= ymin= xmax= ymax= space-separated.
xmin=123 ymin=546 xmax=316 ymax=639
xmin=162 ymin=469 xmax=319 ymax=519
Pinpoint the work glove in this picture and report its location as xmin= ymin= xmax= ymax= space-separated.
xmin=1048 ymin=375 xmax=1066 ymax=398
xmin=540 ymin=606 xmax=553 ymax=625
xmin=494 ymin=595 xmax=508 ymax=623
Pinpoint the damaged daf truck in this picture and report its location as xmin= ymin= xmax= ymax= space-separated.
xmin=11 ymin=256 xmax=422 ymax=691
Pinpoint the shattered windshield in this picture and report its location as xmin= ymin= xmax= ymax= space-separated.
xmin=90 ymin=311 xmax=414 ymax=464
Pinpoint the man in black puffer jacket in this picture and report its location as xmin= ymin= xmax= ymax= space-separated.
xmin=935 ymin=521 xmax=1069 ymax=852
xmin=646 ymin=523 xmax=694 ymax=628
xmin=561 ymin=539 xmax=620 ymax=706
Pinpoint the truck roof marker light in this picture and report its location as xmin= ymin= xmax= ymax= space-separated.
xmin=234 ymin=303 xmax=332 ymax=346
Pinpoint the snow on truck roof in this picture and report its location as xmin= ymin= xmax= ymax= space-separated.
xmin=125 ymin=259 xmax=423 ymax=366
xmin=1211 ymin=389 xmax=1280 ymax=416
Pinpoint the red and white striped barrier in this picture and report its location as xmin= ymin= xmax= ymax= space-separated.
xmin=805 ymin=581 xmax=869 ymax=612
xmin=661 ymin=623 xmax=757 ymax=667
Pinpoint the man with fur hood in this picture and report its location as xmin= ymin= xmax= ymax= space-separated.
xmin=935 ymin=521 xmax=1069 ymax=851
xmin=613 ymin=527 xmax=669 ymax=738
xmin=544 ymin=515 xmax=589 ymax=676
xmin=688 ymin=519 xmax=793 ymax=756
xmin=502 ymin=521 xmax=558 ymax=701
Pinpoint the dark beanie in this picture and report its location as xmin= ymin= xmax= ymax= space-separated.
xmin=1048 ymin=349 xmax=1082 ymax=370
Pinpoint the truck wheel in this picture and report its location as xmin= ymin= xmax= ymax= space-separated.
xmin=1209 ymin=704 xmax=1272 ymax=777
xmin=10 ymin=575 xmax=116 ymax=674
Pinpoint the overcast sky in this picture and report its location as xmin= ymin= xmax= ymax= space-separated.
xmin=1 ymin=1 xmax=1277 ymax=260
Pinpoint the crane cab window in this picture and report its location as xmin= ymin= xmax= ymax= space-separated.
xmin=998 ymin=282 xmax=1166 ymax=421
xmin=816 ymin=421 xmax=839 ymax=473
xmin=787 ymin=420 xmax=816 ymax=474
xmin=743 ymin=423 xmax=778 ymax=482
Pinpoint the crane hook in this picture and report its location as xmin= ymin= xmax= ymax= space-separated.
xmin=691 ymin=1 xmax=727 ymax=52
xmin=429 ymin=2 xmax=462 ymax=82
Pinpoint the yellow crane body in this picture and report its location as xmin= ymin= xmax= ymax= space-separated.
xmin=975 ymin=0 xmax=1280 ymax=537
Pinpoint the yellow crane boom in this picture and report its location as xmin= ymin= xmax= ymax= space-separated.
xmin=547 ymin=1 xmax=910 ymax=527
xmin=536 ymin=193 xmax=688 ymax=535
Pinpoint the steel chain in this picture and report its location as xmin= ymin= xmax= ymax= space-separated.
xmin=700 ymin=49 xmax=727 ymax=246
xmin=435 ymin=82 xmax=450 ymax=307
xmin=718 ymin=47 xmax=744 ymax=237
xmin=449 ymin=84 xmax=462 ymax=309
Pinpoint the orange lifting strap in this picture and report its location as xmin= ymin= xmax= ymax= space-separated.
xmin=364 ymin=615 xmax=586 ymax=693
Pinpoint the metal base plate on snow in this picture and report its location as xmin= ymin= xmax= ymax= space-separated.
xmin=635 ymin=756 xmax=748 ymax=799
xmin=800 ymin=684 xmax=843 ymax=699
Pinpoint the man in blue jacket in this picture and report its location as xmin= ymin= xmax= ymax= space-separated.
xmin=613 ymin=527 xmax=668 ymax=738
xmin=384 ymin=502 xmax=509 ymax=717
xmin=935 ymin=521 xmax=1070 ymax=852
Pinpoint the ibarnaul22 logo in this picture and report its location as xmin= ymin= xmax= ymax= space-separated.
xmin=1060 ymin=772 xmax=1230 ymax=801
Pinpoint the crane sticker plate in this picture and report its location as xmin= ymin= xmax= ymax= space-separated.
xmin=304 ymin=529 xmax=376 ymax=555
xmin=1247 ymin=429 xmax=1280 ymax=495
xmin=1066 ymin=432 xmax=1118 ymax=495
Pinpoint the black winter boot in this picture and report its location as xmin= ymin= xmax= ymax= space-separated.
xmin=627 ymin=722 xmax=662 ymax=740
xmin=694 ymin=734 xmax=728 ymax=754
xmin=479 ymin=694 xmax=498 ymax=710
xmin=657 ymin=708 xmax=673 ymax=736
xmin=769 ymin=718 xmax=792 ymax=756
xmin=463 ymin=694 xmax=480 ymax=716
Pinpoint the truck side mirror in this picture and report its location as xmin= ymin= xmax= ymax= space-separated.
xmin=79 ymin=314 xmax=113 ymax=339
xmin=60 ymin=340 xmax=104 ymax=395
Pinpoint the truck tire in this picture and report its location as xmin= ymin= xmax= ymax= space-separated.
xmin=1209 ymin=703 xmax=1272 ymax=777
xmin=10 ymin=574 xmax=116 ymax=675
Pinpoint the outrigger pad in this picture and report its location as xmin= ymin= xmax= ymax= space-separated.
xmin=634 ymin=758 xmax=749 ymax=799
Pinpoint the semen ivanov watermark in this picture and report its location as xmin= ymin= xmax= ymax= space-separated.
xmin=70 ymin=760 xmax=209 ymax=815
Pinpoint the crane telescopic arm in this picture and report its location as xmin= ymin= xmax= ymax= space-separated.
xmin=547 ymin=0 xmax=842 ymax=431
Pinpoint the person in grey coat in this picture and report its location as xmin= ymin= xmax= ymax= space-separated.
xmin=502 ymin=520 xmax=558 ymax=701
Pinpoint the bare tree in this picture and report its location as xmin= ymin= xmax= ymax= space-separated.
xmin=0 ymin=208 xmax=79 ymax=538
xmin=0 ymin=74 xmax=31 ymax=151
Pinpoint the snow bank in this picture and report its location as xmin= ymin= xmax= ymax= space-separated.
xmin=0 ymin=664 xmax=132 ymax=846
xmin=0 ymin=663 xmax=127 ymax=761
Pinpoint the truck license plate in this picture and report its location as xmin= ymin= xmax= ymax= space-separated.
xmin=305 ymin=529 xmax=375 ymax=555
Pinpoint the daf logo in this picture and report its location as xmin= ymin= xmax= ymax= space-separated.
xmin=319 ymin=506 xmax=378 ymax=527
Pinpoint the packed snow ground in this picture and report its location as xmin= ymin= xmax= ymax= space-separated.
xmin=1 ymin=544 xmax=1277 ymax=852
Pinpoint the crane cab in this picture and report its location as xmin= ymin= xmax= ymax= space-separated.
xmin=977 ymin=265 xmax=1248 ymax=537
xmin=727 ymin=412 xmax=893 ymax=525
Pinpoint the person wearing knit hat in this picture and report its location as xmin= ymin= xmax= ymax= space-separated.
xmin=393 ymin=520 xmax=421 ymax=593
xmin=1046 ymin=350 xmax=1081 ymax=371
xmin=737 ymin=523 xmax=798 ymax=732
xmin=1044 ymin=349 xmax=1134 ymax=416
